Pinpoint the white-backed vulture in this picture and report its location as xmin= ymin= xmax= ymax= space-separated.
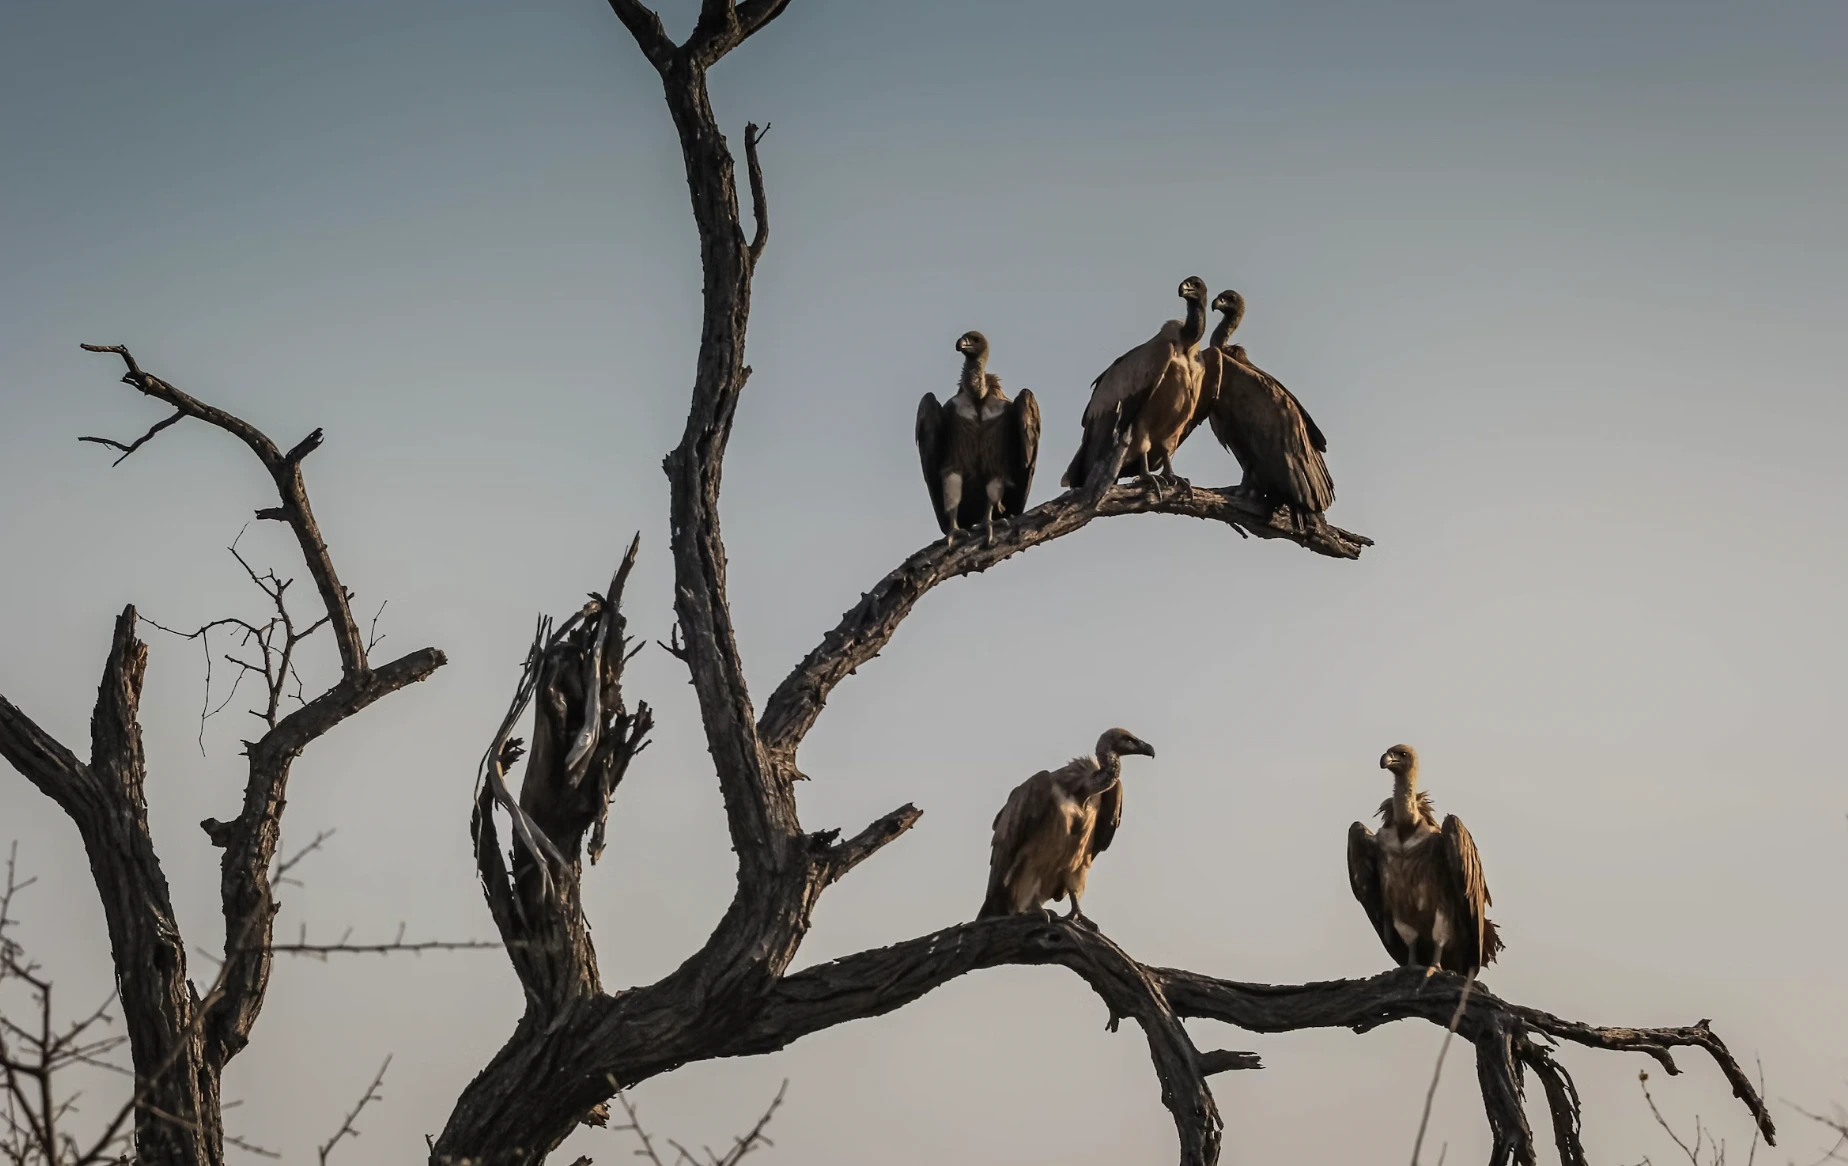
xmin=915 ymin=331 xmax=1041 ymax=546
xmin=1060 ymin=277 xmax=1208 ymax=497
xmin=977 ymin=727 xmax=1156 ymax=923
xmin=1347 ymin=744 xmax=1503 ymax=976
xmin=1194 ymin=289 xmax=1335 ymax=518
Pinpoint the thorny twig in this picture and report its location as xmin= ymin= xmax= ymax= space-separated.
xmin=317 ymin=1055 xmax=390 ymax=1165
xmin=1410 ymin=970 xmax=1477 ymax=1166
xmin=143 ymin=529 xmax=338 ymax=754
xmin=1637 ymin=1059 xmax=1771 ymax=1166
xmin=613 ymin=1081 xmax=786 ymax=1166
xmin=0 ymin=846 xmax=133 ymax=1166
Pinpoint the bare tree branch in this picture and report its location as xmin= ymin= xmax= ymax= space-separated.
xmin=1412 ymin=971 xmax=1478 ymax=1166
xmin=0 ymin=348 xmax=447 ymax=1164
xmin=756 ymin=479 xmax=1368 ymax=770
xmin=79 ymin=344 xmax=369 ymax=683
xmin=318 ymin=1055 xmax=390 ymax=1165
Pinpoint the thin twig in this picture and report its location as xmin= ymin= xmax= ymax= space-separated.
xmin=317 ymin=1055 xmax=390 ymax=1165
xmin=1410 ymin=971 xmax=1477 ymax=1166
xmin=1640 ymin=1069 xmax=1704 ymax=1166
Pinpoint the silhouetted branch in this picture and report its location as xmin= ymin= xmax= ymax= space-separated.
xmin=1413 ymin=971 xmax=1478 ymax=1166
xmin=318 ymin=1056 xmax=390 ymax=1165
xmin=614 ymin=1081 xmax=786 ymax=1166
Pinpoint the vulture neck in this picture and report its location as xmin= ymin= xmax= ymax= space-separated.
xmin=1210 ymin=305 xmax=1244 ymax=350
xmin=1390 ymin=765 xmax=1423 ymax=829
xmin=959 ymin=352 xmax=989 ymax=400
xmin=1082 ymin=750 xmax=1125 ymax=798
xmin=1180 ymin=296 xmax=1208 ymax=349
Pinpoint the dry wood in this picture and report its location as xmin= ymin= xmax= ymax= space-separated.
xmin=0 ymin=355 xmax=444 ymax=1165
xmin=433 ymin=5 xmax=1767 ymax=1166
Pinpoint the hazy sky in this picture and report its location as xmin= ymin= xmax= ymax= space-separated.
xmin=2 ymin=2 xmax=1845 ymax=1163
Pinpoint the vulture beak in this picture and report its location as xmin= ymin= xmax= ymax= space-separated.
xmin=1129 ymin=738 xmax=1156 ymax=759
xmin=1379 ymin=752 xmax=1393 ymax=770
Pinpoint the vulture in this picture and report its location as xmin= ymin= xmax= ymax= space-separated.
xmin=915 ymin=331 xmax=1041 ymax=546
xmin=1060 ymin=277 xmax=1209 ymax=497
xmin=978 ymin=727 xmax=1156 ymax=923
xmin=1193 ymin=289 xmax=1335 ymax=519
xmin=1347 ymin=744 xmax=1503 ymax=976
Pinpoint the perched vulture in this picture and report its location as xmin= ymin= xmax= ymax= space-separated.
xmin=978 ymin=727 xmax=1156 ymax=923
xmin=915 ymin=331 xmax=1041 ymax=546
xmin=1347 ymin=744 xmax=1503 ymax=976
xmin=1194 ymin=289 xmax=1335 ymax=518
xmin=1061 ymin=277 xmax=1208 ymax=497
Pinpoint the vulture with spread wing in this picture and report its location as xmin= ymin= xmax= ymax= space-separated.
xmin=978 ymin=728 xmax=1156 ymax=923
xmin=1194 ymin=289 xmax=1335 ymax=519
xmin=1061 ymin=277 xmax=1208 ymax=497
xmin=1347 ymin=744 xmax=1503 ymax=976
xmin=916 ymin=331 xmax=1041 ymax=546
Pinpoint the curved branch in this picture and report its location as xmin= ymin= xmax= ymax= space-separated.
xmin=738 ymin=919 xmax=1769 ymax=1165
xmin=79 ymin=344 xmax=369 ymax=683
xmin=758 ymin=481 xmax=1371 ymax=761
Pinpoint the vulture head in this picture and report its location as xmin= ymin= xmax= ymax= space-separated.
xmin=1379 ymin=744 xmax=1419 ymax=778
xmin=1177 ymin=276 xmax=1208 ymax=305
xmin=1212 ymin=289 xmax=1246 ymax=324
xmin=1096 ymin=727 xmax=1156 ymax=762
xmin=954 ymin=330 xmax=989 ymax=360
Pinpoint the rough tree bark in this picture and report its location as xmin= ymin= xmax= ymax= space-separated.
xmin=0 ymin=349 xmax=444 ymax=1166
xmin=432 ymin=4 xmax=1772 ymax=1166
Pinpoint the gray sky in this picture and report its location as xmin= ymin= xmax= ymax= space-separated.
xmin=2 ymin=2 xmax=1844 ymax=1162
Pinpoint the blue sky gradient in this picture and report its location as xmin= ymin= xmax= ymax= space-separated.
xmin=2 ymin=3 xmax=1844 ymax=1162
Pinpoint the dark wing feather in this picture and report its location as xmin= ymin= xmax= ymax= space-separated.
xmin=979 ymin=771 xmax=1054 ymax=919
xmin=1210 ymin=351 xmax=1334 ymax=513
xmin=1087 ymin=778 xmax=1123 ymax=860
xmin=1004 ymin=389 xmax=1040 ymax=517
xmin=915 ymin=392 xmax=951 ymax=534
xmin=1439 ymin=815 xmax=1499 ymax=972
xmin=1348 ymin=821 xmax=1409 ymax=966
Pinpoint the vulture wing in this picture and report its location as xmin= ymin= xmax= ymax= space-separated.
xmin=1347 ymin=821 xmax=1408 ymax=965
xmin=1004 ymin=388 xmax=1041 ymax=517
xmin=1062 ymin=322 xmax=1179 ymax=490
xmin=1085 ymin=320 xmax=1184 ymax=423
xmin=978 ymin=771 xmax=1056 ymax=919
xmin=915 ymin=392 xmax=951 ymax=534
xmin=1439 ymin=815 xmax=1501 ymax=972
xmin=1087 ymin=778 xmax=1124 ymax=860
xmin=1209 ymin=351 xmax=1334 ymax=513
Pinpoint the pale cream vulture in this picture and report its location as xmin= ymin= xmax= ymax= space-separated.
xmin=916 ymin=331 xmax=1041 ymax=546
xmin=1061 ymin=277 xmax=1208 ymax=497
xmin=1347 ymin=744 xmax=1503 ymax=976
xmin=978 ymin=727 xmax=1155 ymax=923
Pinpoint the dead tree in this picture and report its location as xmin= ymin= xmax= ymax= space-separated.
xmin=432 ymin=4 xmax=1774 ymax=1165
xmin=0 ymin=348 xmax=445 ymax=1166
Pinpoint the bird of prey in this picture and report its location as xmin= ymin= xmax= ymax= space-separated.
xmin=1061 ymin=277 xmax=1209 ymax=498
xmin=916 ymin=331 xmax=1041 ymax=546
xmin=978 ymin=727 xmax=1156 ymax=924
xmin=1347 ymin=744 xmax=1503 ymax=976
xmin=1194 ymin=289 xmax=1335 ymax=520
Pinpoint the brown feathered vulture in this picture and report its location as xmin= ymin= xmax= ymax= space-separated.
xmin=1347 ymin=744 xmax=1503 ymax=976
xmin=1061 ymin=277 xmax=1208 ymax=497
xmin=978 ymin=727 xmax=1155 ymax=923
xmin=916 ymin=331 xmax=1041 ymax=546
xmin=1194 ymin=289 xmax=1335 ymax=519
